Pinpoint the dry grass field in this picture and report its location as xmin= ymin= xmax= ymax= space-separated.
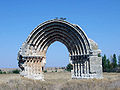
xmin=0 ymin=72 xmax=120 ymax=90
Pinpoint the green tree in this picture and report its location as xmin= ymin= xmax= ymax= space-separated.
xmin=110 ymin=55 xmax=114 ymax=69
xmin=106 ymin=58 xmax=111 ymax=71
xmin=102 ymin=54 xmax=107 ymax=72
xmin=0 ymin=69 xmax=2 ymax=74
xmin=118 ymin=55 xmax=120 ymax=67
xmin=12 ymin=69 xmax=20 ymax=74
xmin=2 ymin=72 xmax=6 ymax=74
xmin=43 ymin=70 xmax=47 ymax=73
xmin=112 ymin=54 xmax=117 ymax=68
xmin=98 ymin=53 xmax=101 ymax=57
xmin=66 ymin=63 xmax=73 ymax=72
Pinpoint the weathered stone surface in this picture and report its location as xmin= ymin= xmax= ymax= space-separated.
xmin=89 ymin=56 xmax=102 ymax=78
xmin=17 ymin=19 xmax=102 ymax=80
xmin=89 ymin=39 xmax=98 ymax=50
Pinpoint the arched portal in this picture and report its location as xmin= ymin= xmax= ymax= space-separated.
xmin=46 ymin=41 xmax=69 ymax=67
xmin=17 ymin=19 xmax=102 ymax=80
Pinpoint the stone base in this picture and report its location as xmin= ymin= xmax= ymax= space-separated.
xmin=71 ymin=74 xmax=103 ymax=79
xmin=20 ymin=71 xmax=44 ymax=80
xmin=89 ymin=56 xmax=103 ymax=78
xmin=71 ymin=68 xmax=103 ymax=79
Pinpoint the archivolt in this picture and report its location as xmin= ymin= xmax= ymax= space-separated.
xmin=26 ymin=19 xmax=91 ymax=56
xmin=17 ymin=19 xmax=103 ymax=80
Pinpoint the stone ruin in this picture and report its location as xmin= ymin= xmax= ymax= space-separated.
xmin=17 ymin=19 xmax=102 ymax=80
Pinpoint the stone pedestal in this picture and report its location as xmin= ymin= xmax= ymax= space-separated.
xmin=18 ymin=56 xmax=46 ymax=80
xmin=89 ymin=56 xmax=103 ymax=78
xmin=71 ymin=54 xmax=103 ymax=79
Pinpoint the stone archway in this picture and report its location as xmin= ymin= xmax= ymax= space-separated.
xmin=17 ymin=19 xmax=102 ymax=80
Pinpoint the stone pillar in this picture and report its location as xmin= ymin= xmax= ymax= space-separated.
xmin=89 ymin=56 xmax=103 ymax=78
xmin=86 ymin=60 xmax=89 ymax=76
xmin=74 ymin=63 xmax=76 ymax=76
xmin=77 ymin=62 xmax=78 ymax=76
xmin=79 ymin=62 xmax=81 ymax=77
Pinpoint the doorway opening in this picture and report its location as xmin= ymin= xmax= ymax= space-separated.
xmin=45 ymin=41 xmax=69 ymax=72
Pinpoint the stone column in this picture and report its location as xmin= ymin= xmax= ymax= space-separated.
xmin=86 ymin=60 xmax=89 ymax=76
xmin=81 ymin=62 xmax=83 ymax=77
xmin=73 ymin=63 xmax=76 ymax=76
xmin=76 ymin=62 xmax=78 ymax=76
xmin=27 ymin=60 xmax=30 ymax=76
xmin=79 ymin=62 xmax=81 ymax=77
xmin=85 ymin=60 xmax=87 ymax=75
xmin=75 ymin=63 xmax=77 ymax=76
xmin=31 ymin=60 xmax=33 ymax=75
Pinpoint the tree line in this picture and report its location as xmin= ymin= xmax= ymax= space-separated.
xmin=0 ymin=69 xmax=20 ymax=74
xmin=66 ymin=54 xmax=120 ymax=72
xmin=102 ymin=54 xmax=120 ymax=72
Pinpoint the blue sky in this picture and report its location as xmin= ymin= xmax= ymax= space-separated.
xmin=0 ymin=0 xmax=120 ymax=68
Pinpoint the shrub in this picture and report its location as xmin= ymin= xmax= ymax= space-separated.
xmin=98 ymin=53 xmax=101 ymax=57
xmin=0 ymin=71 xmax=2 ymax=74
xmin=0 ymin=70 xmax=6 ymax=74
xmin=12 ymin=69 xmax=20 ymax=74
xmin=66 ymin=63 xmax=73 ymax=72
xmin=43 ymin=70 xmax=47 ymax=73
xmin=55 ymin=70 xmax=57 ymax=72
xmin=2 ymin=72 xmax=6 ymax=74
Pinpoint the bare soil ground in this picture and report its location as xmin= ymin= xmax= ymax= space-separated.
xmin=0 ymin=72 xmax=120 ymax=90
